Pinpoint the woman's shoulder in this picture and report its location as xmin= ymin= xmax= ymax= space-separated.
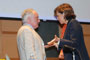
xmin=70 ymin=19 xmax=79 ymax=24
xmin=68 ymin=19 xmax=82 ymax=29
xmin=68 ymin=19 xmax=80 ymax=25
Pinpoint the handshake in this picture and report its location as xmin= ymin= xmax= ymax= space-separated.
xmin=45 ymin=35 xmax=60 ymax=48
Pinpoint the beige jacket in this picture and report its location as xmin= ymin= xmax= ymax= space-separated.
xmin=17 ymin=24 xmax=46 ymax=60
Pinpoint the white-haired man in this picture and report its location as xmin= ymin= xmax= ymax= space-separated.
xmin=17 ymin=9 xmax=46 ymax=60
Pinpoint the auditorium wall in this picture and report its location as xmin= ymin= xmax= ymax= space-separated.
xmin=0 ymin=18 xmax=90 ymax=59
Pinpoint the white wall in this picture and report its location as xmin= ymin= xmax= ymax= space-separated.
xmin=0 ymin=0 xmax=90 ymax=22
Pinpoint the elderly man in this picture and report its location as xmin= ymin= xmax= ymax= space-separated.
xmin=17 ymin=9 xmax=46 ymax=60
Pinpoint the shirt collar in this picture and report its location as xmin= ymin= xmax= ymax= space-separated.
xmin=23 ymin=23 xmax=34 ymax=29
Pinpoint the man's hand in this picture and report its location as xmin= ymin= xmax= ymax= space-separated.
xmin=44 ymin=45 xmax=54 ymax=48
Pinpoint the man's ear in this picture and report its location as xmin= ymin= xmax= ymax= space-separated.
xmin=27 ymin=16 xmax=30 ymax=20
xmin=27 ymin=16 xmax=31 ymax=23
xmin=62 ymin=13 xmax=65 ymax=17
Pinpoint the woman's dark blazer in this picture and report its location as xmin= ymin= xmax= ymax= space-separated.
xmin=58 ymin=19 xmax=89 ymax=60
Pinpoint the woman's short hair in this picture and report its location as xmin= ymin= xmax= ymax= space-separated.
xmin=54 ymin=3 xmax=76 ymax=20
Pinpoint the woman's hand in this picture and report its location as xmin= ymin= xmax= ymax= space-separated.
xmin=47 ymin=35 xmax=60 ymax=45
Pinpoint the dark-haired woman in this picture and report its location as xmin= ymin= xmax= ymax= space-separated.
xmin=53 ymin=3 xmax=89 ymax=60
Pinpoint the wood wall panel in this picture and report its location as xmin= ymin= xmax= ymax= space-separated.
xmin=81 ymin=24 xmax=90 ymax=57
xmin=2 ymin=34 xmax=19 ymax=58
xmin=82 ymin=24 xmax=90 ymax=34
xmin=0 ymin=21 xmax=3 ymax=58
xmin=1 ymin=20 xmax=22 ymax=32
xmin=0 ymin=19 xmax=90 ymax=59
xmin=0 ymin=20 xmax=22 ymax=58
xmin=84 ymin=37 xmax=90 ymax=57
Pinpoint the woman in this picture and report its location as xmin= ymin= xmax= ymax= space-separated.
xmin=48 ymin=3 xmax=89 ymax=60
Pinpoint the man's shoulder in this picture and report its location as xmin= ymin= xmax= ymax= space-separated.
xmin=20 ymin=25 xmax=32 ymax=30
xmin=18 ymin=25 xmax=33 ymax=34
